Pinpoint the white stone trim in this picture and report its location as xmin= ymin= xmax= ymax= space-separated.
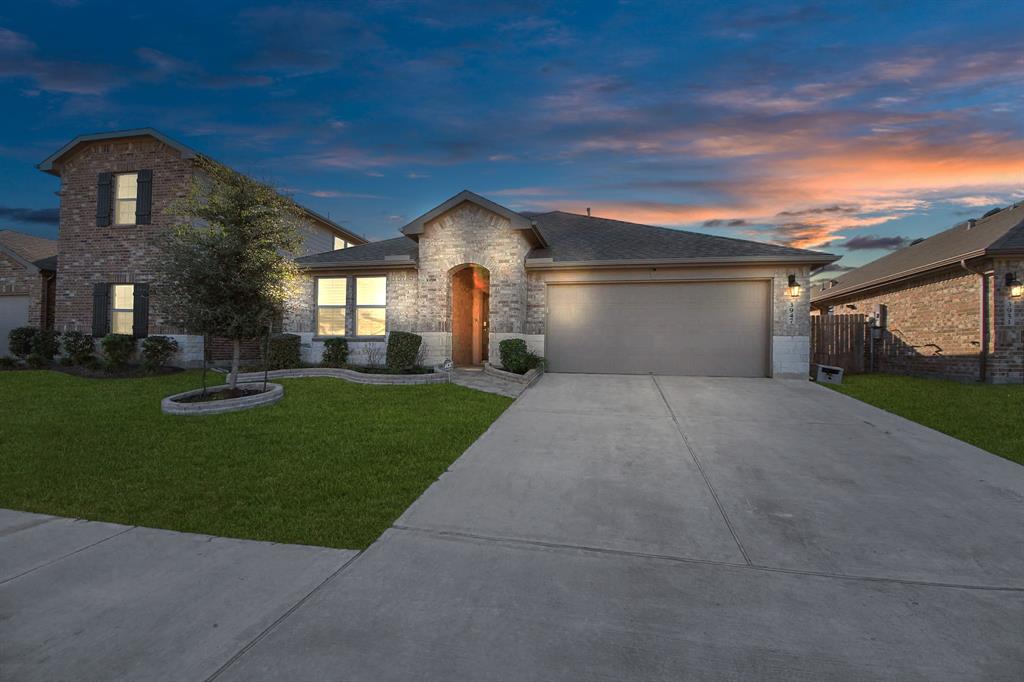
xmin=772 ymin=335 xmax=809 ymax=378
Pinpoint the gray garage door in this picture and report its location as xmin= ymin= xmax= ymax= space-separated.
xmin=0 ymin=295 xmax=30 ymax=357
xmin=545 ymin=281 xmax=770 ymax=376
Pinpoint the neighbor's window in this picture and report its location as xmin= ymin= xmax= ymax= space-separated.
xmin=333 ymin=236 xmax=349 ymax=250
xmin=355 ymin=276 xmax=386 ymax=336
xmin=316 ymin=277 xmax=347 ymax=336
xmin=114 ymin=173 xmax=138 ymax=225
xmin=110 ymin=284 xmax=134 ymax=335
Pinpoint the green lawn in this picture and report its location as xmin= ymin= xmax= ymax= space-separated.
xmin=827 ymin=374 xmax=1024 ymax=466
xmin=0 ymin=371 xmax=511 ymax=549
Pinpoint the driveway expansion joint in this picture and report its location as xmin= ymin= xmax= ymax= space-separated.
xmin=392 ymin=524 xmax=1024 ymax=593
xmin=0 ymin=523 xmax=137 ymax=586
xmin=650 ymin=375 xmax=753 ymax=566
xmin=204 ymin=549 xmax=365 ymax=682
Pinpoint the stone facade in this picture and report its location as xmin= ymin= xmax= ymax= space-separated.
xmin=811 ymin=260 xmax=1024 ymax=383
xmin=288 ymin=205 xmax=815 ymax=376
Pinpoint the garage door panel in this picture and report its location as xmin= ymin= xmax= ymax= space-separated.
xmin=546 ymin=281 xmax=769 ymax=377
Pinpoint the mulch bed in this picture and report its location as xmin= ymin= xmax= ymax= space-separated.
xmin=173 ymin=386 xmax=269 ymax=403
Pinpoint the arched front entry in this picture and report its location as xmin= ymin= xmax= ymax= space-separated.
xmin=450 ymin=264 xmax=490 ymax=366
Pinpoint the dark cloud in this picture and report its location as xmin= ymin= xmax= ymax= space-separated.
xmin=843 ymin=235 xmax=909 ymax=251
xmin=776 ymin=205 xmax=859 ymax=217
xmin=702 ymin=218 xmax=748 ymax=227
xmin=0 ymin=206 xmax=59 ymax=225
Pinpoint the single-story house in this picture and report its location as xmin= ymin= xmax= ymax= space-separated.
xmin=811 ymin=202 xmax=1024 ymax=383
xmin=0 ymin=230 xmax=57 ymax=356
xmin=289 ymin=190 xmax=836 ymax=377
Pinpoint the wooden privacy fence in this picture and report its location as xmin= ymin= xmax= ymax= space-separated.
xmin=811 ymin=314 xmax=867 ymax=373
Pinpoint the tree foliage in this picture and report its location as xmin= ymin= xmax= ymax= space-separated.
xmin=158 ymin=159 xmax=303 ymax=386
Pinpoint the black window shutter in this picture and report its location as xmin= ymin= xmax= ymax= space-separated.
xmin=92 ymin=283 xmax=110 ymax=337
xmin=96 ymin=173 xmax=112 ymax=227
xmin=136 ymin=169 xmax=153 ymax=224
xmin=132 ymin=283 xmax=150 ymax=338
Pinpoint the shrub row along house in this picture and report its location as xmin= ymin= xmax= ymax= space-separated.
xmin=811 ymin=203 xmax=1024 ymax=384
xmin=7 ymin=128 xmax=836 ymax=377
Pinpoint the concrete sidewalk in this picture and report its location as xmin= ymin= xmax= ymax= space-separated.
xmin=0 ymin=510 xmax=356 ymax=682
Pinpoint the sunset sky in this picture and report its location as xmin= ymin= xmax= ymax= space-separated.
xmin=1 ymin=1 xmax=1022 ymax=277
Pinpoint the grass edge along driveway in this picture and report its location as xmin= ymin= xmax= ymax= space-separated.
xmin=0 ymin=370 xmax=512 ymax=549
xmin=827 ymin=374 xmax=1023 ymax=466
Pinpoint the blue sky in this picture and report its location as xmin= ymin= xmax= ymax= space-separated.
xmin=2 ymin=1 xmax=1023 ymax=277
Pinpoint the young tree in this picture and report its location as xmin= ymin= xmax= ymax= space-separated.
xmin=159 ymin=159 xmax=302 ymax=389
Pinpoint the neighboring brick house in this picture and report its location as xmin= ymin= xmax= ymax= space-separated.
xmin=36 ymin=129 xmax=366 ymax=364
xmin=291 ymin=191 xmax=836 ymax=378
xmin=0 ymin=230 xmax=57 ymax=355
xmin=811 ymin=203 xmax=1024 ymax=384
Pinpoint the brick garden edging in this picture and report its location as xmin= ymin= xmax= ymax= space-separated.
xmin=483 ymin=363 xmax=544 ymax=386
xmin=161 ymin=382 xmax=284 ymax=415
xmin=229 ymin=367 xmax=449 ymax=386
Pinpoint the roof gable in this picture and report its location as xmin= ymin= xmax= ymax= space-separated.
xmin=400 ymin=190 xmax=547 ymax=247
xmin=0 ymin=230 xmax=58 ymax=271
xmin=37 ymin=128 xmax=197 ymax=175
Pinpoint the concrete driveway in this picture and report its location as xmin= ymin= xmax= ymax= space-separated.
xmin=217 ymin=374 xmax=1024 ymax=681
xmin=4 ymin=375 xmax=1023 ymax=680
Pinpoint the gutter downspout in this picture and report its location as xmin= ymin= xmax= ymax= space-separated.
xmin=961 ymin=259 xmax=992 ymax=383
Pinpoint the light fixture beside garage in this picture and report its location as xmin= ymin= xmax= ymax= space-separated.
xmin=786 ymin=274 xmax=802 ymax=298
xmin=1007 ymin=272 xmax=1023 ymax=298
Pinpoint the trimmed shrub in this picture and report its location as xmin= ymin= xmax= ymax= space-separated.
xmin=267 ymin=333 xmax=301 ymax=370
xmin=26 ymin=353 xmax=50 ymax=369
xmin=83 ymin=356 xmax=104 ymax=372
xmin=8 ymin=327 xmax=38 ymax=358
xmin=100 ymin=334 xmax=136 ymax=370
xmin=34 ymin=330 xmax=61 ymax=359
xmin=62 ymin=331 xmax=95 ymax=365
xmin=322 ymin=338 xmax=349 ymax=367
xmin=141 ymin=335 xmax=179 ymax=371
xmin=498 ymin=338 xmax=543 ymax=375
xmin=0 ymin=356 xmax=18 ymax=369
xmin=386 ymin=331 xmax=423 ymax=371
xmin=58 ymin=356 xmax=74 ymax=367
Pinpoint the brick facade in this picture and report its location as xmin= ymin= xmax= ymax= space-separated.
xmin=812 ymin=260 xmax=1024 ymax=383
xmin=46 ymin=134 xmax=355 ymax=366
xmin=51 ymin=135 xmax=192 ymax=336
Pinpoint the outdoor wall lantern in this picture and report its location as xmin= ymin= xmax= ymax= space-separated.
xmin=786 ymin=274 xmax=802 ymax=298
xmin=1007 ymin=272 xmax=1023 ymax=298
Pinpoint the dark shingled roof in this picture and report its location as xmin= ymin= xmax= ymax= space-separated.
xmin=523 ymin=211 xmax=833 ymax=263
xmin=296 ymin=236 xmax=418 ymax=266
xmin=296 ymin=208 xmax=836 ymax=269
xmin=813 ymin=202 xmax=1024 ymax=302
xmin=0 ymin=229 xmax=58 ymax=266
xmin=33 ymin=255 xmax=58 ymax=271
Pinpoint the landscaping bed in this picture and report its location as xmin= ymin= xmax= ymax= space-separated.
xmin=826 ymin=374 xmax=1024 ymax=466
xmin=0 ymin=370 xmax=512 ymax=548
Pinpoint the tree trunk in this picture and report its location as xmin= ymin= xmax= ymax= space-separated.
xmin=230 ymin=338 xmax=241 ymax=390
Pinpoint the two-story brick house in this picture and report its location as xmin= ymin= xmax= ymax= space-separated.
xmin=37 ymin=128 xmax=837 ymax=377
xmin=36 ymin=129 xmax=366 ymax=364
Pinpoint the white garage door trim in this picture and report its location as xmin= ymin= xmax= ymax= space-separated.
xmin=544 ymin=278 xmax=772 ymax=377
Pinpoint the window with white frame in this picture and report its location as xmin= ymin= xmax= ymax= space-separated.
xmin=316 ymin=277 xmax=347 ymax=336
xmin=355 ymin=276 xmax=386 ymax=336
xmin=114 ymin=173 xmax=138 ymax=225
xmin=333 ymin=236 xmax=349 ymax=250
xmin=110 ymin=284 xmax=134 ymax=335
